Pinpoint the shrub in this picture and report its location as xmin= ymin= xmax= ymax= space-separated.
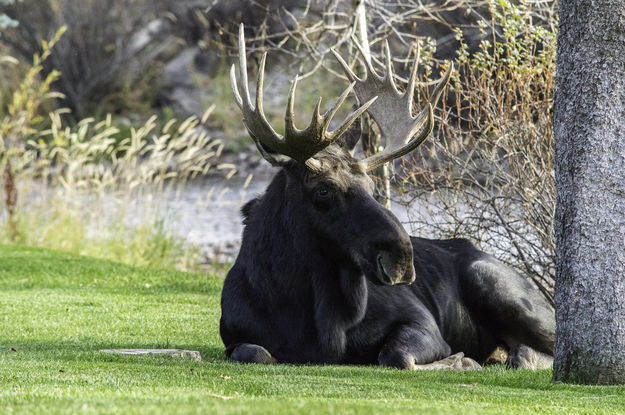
xmin=0 ymin=27 xmax=65 ymax=241
xmin=0 ymin=0 xmax=180 ymax=118
xmin=400 ymin=0 xmax=556 ymax=304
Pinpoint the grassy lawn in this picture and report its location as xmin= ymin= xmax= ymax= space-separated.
xmin=1 ymin=245 xmax=623 ymax=414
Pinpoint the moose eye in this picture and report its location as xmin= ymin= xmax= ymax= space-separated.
xmin=314 ymin=184 xmax=332 ymax=202
xmin=316 ymin=185 xmax=329 ymax=196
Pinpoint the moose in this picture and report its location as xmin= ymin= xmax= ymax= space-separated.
xmin=220 ymin=24 xmax=555 ymax=370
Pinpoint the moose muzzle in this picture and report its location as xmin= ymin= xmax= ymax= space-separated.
xmin=375 ymin=244 xmax=415 ymax=286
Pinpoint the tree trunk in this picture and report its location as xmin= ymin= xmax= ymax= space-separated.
xmin=3 ymin=159 xmax=18 ymax=242
xmin=553 ymin=0 xmax=625 ymax=384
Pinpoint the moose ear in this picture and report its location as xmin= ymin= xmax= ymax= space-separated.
xmin=241 ymin=197 xmax=261 ymax=225
xmin=336 ymin=112 xmax=362 ymax=154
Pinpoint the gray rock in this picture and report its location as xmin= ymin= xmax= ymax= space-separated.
xmin=413 ymin=352 xmax=482 ymax=371
xmin=100 ymin=349 xmax=201 ymax=361
xmin=163 ymin=48 xmax=197 ymax=87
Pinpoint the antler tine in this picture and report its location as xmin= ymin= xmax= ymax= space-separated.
xmin=328 ymin=92 xmax=378 ymax=140
xmin=255 ymin=52 xmax=267 ymax=117
xmin=231 ymin=23 xmax=378 ymax=168
xmin=237 ymin=24 xmax=253 ymax=110
xmin=332 ymin=35 xmax=453 ymax=171
xmin=230 ymin=65 xmax=243 ymax=108
xmin=330 ymin=48 xmax=360 ymax=82
xmin=230 ymin=24 xmax=288 ymax=166
xmin=384 ymin=40 xmax=400 ymax=95
xmin=284 ymin=75 xmax=301 ymax=138
xmin=407 ymin=43 xmax=421 ymax=115
xmin=350 ymin=34 xmax=382 ymax=81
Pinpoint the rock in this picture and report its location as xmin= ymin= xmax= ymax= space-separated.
xmin=199 ymin=240 xmax=241 ymax=265
xmin=161 ymin=47 xmax=207 ymax=116
xmin=163 ymin=47 xmax=197 ymax=87
xmin=413 ymin=352 xmax=482 ymax=371
xmin=100 ymin=349 xmax=202 ymax=361
xmin=129 ymin=18 xmax=169 ymax=55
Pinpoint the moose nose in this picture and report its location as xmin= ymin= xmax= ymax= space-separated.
xmin=376 ymin=251 xmax=415 ymax=285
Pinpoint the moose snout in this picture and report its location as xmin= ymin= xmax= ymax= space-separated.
xmin=376 ymin=250 xmax=415 ymax=286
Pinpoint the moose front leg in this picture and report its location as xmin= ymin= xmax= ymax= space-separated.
xmin=377 ymin=323 xmax=481 ymax=371
xmin=378 ymin=322 xmax=449 ymax=369
xmin=225 ymin=343 xmax=277 ymax=364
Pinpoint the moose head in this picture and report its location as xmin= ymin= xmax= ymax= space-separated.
xmin=230 ymin=24 xmax=451 ymax=286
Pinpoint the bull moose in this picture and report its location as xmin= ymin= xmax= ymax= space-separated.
xmin=220 ymin=24 xmax=555 ymax=370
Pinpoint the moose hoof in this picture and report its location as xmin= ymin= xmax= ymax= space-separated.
xmin=228 ymin=343 xmax=277 ymax=364
xmin=459 ymin=356 xmax=482 ymax=371
xmin=506 ymin=345 xmax=553 ymax=370
xmin=378 ymin=350 xmax=418 ymax=370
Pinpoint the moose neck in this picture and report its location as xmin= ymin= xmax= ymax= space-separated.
xmin=241 ymin=170 xmax=313 ymax=287
xmin=240 ymin=168 xmax=369 ymax=359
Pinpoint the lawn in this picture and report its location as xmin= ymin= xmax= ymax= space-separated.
xmin=1 ymin=245 xmax=623 ymax=414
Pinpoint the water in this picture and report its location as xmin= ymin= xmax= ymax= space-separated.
xmin=156 ymin=177 xmax=418 ymax=255
xmin=114 ymin=176 xmax=424 ymax=264
xmin=160 ymin=178 xmax=268 ymax=247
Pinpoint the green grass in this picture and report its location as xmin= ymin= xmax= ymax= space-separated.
xmin=1 ymin=245 xmax=623 ymax=414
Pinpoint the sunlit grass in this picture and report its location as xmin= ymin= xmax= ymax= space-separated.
xmin=2 ymin=204 xmax=197 ymax=270
xmin=1 ymin=245 xmax=624 ymax=414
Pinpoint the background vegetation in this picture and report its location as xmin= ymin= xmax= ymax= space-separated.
xmin=0 ymin=1 xmax=557 ymax=302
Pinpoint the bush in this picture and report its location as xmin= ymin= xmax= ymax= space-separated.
xmin=0 ymin=0 xmax=181 ymax=118
xmin=1 ymin=27 xmax=65 ymax=241
xmin=400 ymin=0 xmax=556 ymax=304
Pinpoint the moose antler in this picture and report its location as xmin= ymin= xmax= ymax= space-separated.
xmin=230 ymin=24 xmax=377 ymax=169
xmin=332 ymin=37 xmax=453 ymax=171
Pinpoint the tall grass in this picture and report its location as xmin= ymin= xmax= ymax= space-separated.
xmin=1 ymin=29 xmax=235 ymax=271
xmin=9 ymin=110 xmax=233 ymax=270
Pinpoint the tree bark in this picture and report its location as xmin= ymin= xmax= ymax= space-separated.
xmin=553 ymin=0 xmax=625 ymax=384
xmin=3 ymin=159 xmax=18 ymax=242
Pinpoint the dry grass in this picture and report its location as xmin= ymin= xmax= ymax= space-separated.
xmin=0 ymin=29 xmax=234 ymax=270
